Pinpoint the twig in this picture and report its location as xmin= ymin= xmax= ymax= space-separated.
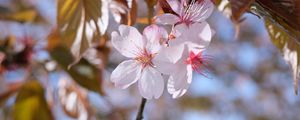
xmin=136 ymin=97 xmax=147 ymax=120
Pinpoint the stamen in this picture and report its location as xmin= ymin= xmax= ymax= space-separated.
xmin=135 ymin=49 xmax=154 ymax=68
xmin=185 ymin=51 xmax=210 ymax=75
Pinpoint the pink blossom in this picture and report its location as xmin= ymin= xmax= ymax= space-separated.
xmin=154 ymin=45 xmax=210 ymax=98
xmin=153 ymin=19 xmax=213 ymax=98
xmin=110 ymin=24 xmax=168 ymax=99
xmin=168 ymin=22 xmax=212 ymax=52
xmin=155 ymin=0 xmax=214 ymax=26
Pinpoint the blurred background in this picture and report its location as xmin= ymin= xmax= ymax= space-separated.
xmin=0 ymin=0 xmax=299 ymax=120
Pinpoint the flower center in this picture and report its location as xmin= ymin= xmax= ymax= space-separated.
xmin=185 ymin=51 xmax=207 ymax=74
xmin=135 ymin=49 xmax=154 ymax=68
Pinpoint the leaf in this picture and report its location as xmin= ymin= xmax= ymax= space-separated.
xmin=179 ymin=96 xmax=213 ymax=110
xmin=158 ymin=0 xmax=177 ymax=15
xmin=0 ymin=1 xmax=45 ymax=23
xmin=57 ymin=0 xmax=102 ymax=62
xmin=145 ymin=0 xmax=158 ymax=23
xmin=128 ymin=0 xmax=137 ymax=25
xmin=0 ymin=9 xmax=38 ymax=23
xmin=256 ymin=0 xmax=300 ymax=31
xmin=114 ymin=0 xmax=138 ymax=25
xmin=58 ymin=79 xmax=91 ymax=119
xmin=229 ymin=0 xmax=255 ymax=22
xmin=50 ymin=46 xmax=103 ymax=95
xmin=0 ymin=82 xmax=22 ymax=107
xmin=265 ymin=19 xmax=300 ymax=95
xmin=13 ymin=80 xmax=53 ymax=120
xmin=211 ymin=0 xmax=222 ymax=6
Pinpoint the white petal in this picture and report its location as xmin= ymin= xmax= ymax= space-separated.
xmin=192 ymin=0 xmax=214 ymax=22
xmin=111 ymin=25 xmax=145 ymax=58
xmin=167 ymin=84 xmax=188 ymax=98
xmin=167 ymin=64 xmax=192 ymax=98
xmin=111 ymin=60 xmax=142 ymax=89
xmin=154 ymin=14 xmax=179 ymax=25
xmin=143 ymin=25 xmax=168 ymax=43
xmin=167 ymin=0 xmax=181 ymax=14
xmin=143 ymin=25 xmax=167 ymax=53
xmin=138 ymin=67 xmax=164 ymax=99
xmin=171 ymin=22 xmax=212 ymax=50
xmin=152 ymin=44 xmax=184 ymax=74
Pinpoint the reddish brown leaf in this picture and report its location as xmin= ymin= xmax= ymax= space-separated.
xmin=257 ymin=0 xmax=300 ymax=31
xmin=0 ymin=82 xmax=23 ymax=107
xmin=158 ymin=0 xmax=178 ymax=15
xmin=230 ymin=0 xmax=255 ymax=22
xmin=114 ymin=0 xmax=137 ymax=25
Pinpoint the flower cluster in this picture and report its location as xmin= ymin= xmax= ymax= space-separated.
xmin=110 ymin=0 xmax=214 ymax=99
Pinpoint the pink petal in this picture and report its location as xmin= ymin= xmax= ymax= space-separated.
xmin=152 ymin=44 xmax=185 ymax=75
xmin=111 ymin=60 xmax=142 ymax=89
xmin=167 ymin=65 xmax=192 ymax=98
xmin=171 ymin=22 xmax=212 ymax=51
xmin=154 ymin=14 xmax=179 ymax=25
xmin=192 ymin=0 xmax=214 ymax=22
xmin=143 ymin=25 xmax=168 ymax=53
xmin=138 ymin=67 xmax=164 ymax=99
xmin=111 ymin=25 xmax=145 ymax=58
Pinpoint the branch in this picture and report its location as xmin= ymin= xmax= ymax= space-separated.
xmin=136 ymin=97 xmax=147 ymax=120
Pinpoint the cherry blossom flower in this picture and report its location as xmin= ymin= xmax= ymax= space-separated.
xmin=110 ymin=24 xmax=168 ymax=99
xmin=153 ymin=20 xmax=213 ymax=98
xmin=154 ymin=45 xmax=210 ymax=98
xmin=168 ymin=22 xmax=212 ymax=52
xmin=155 ymin=0 xmax=214 ymax=26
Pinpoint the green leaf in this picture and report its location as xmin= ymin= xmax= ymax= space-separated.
xmin=13 ymin=80 xmax=53 ymax=120
xmin=0 ymin=1 xmax=45 ymax=23
xmin=265 ymin=19 xmax=300 ymax=95
xmin=179 ymin=97 xmax=213 ymax=111
xmin=50 ymin=46 xmax=103 ymax=95
xmin=57 ymin=0 xmax=102 ymax=62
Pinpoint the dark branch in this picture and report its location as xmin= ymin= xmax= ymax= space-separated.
xmin=136 ymin=97 xmax=147 ymax=120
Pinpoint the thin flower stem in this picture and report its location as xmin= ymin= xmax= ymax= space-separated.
xmin=136 ymin=97 xmax=147 ymax=120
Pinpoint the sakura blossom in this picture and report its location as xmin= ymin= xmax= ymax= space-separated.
xmin=168 ymin=21 xmax=212 ymax=52
xmin=155 ymin=0 xmax=214 ymax=26
xmin=111 ymin=0 xmax=215 ymax=99
xmin=110 ymin=24 xmax=168 ymax=99
xmin=153 ymin=23 xmax=212 ymax=98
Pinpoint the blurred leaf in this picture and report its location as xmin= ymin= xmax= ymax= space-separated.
xmin=158 ymin=0 xmax=177 ymax=15
xmin=0 ymin=0 xmax=45 ymax=23
xmin=0 ymin=82 xmax=22 ymax=107
xmin=129 ymin=0 xmax=137 ymax=25
xmin=211 ymin=0 xmax=221 ymax=6
xmin=0 ymin=9 xmax=38 ymax=23
xmin=265 ymin=19 xmax=300 ymax=94
xmin=50 ymin=46 xmax=103 ymax=95
xmin=57 ymin=0 xmax=102 ymax=63
xmin=13 ymin=80 xmax=53 ymax=120
xmin=229 ymin=0 xmax=254 ymax=22
xmin=58 ymin=79 xmax=91 ymax=119
xmin=145 ymin=0 xmax=157 ymax=23
xmin=179 ymin=97 xmax=213 ymax=111
xmin=114 ymin=0 xmax=137 ymax=25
